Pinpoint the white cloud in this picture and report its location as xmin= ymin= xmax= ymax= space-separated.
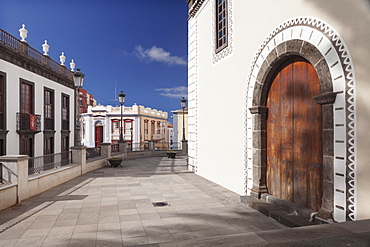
xmin=135 ymin=45 xmax=187 ymax=65
xmin=156 ymin=86 xmax=187 ymax=99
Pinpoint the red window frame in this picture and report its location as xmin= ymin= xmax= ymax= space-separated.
xmin=124 ymin=119 xmax=133 ymax=134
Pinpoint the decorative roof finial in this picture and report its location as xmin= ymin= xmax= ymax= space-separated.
xmin=59 ymin=52 xmax=66 ymax=65
xmin=70 ymin=59 xmax=76 ymax=71
xmin=42 ymin=40 xmax=49 ymax=56
xmin=19 ymin=24 xmax=28 ymax=42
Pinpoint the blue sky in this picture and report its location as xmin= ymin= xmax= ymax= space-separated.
xmin=1 ymin=0 xmax=188 ymax=116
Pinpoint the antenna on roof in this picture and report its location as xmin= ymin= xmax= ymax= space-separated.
xmin=109 ymin=82 xmax=119 ymax=103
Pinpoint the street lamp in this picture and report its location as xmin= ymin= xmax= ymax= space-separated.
xmin=130 ymin=127 xmax=133 ymax=151
xmin=118 ymin=91 xmax=126 ymax=143
xmin=180 ymin=97 xmax=187 ymax=141
xmin=73 ymin=68 xmax=85 ymax=146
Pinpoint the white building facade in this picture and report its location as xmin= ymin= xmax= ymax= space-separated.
xmin=0 ymin=26 xmax=76 ymax=157
xmin=187 ymin=0 xmax=370 ymax=222
xmin=81 ymin=104 xmax=169 ymax=150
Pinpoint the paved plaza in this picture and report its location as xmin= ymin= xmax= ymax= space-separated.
xmin=0 ymin=156 xmax=369 ymax=246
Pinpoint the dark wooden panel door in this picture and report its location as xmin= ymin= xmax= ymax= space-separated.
xmin=266 ymin=56 xmax=323 ymax=211
xmin=20 ymin=136 xmax=33 ymax=157
xmin=95 ymin=126 xmax=103 ymax=147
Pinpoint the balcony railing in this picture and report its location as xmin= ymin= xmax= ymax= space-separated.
xmin=0 ymin=28 xmax=73 ymax=79
xmin=28 ymin=151 xmax=71 ymax=175
xmin=86 ymin=147 xmax=101 ymax=160
xmin=154 ymin=142 xmax=182 ymax=151
xmin=128 ymin=142 xmax=150 ymax=151
xmin=16 ymin=113 xmax=41 ymax=131
xmin=111 ymin=144 xmax=119 ymax=153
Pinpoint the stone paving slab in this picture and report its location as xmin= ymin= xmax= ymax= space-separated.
xmin=0 ymin=157 xmax=286 ymax=246
xmin=157 ymin=219 xmax=370 ymax=247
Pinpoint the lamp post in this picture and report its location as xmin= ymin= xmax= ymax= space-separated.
xmin=73 ymin=68 xmax=85 ymax=146
xmin=118 ymin=91 xmax=126 ymax=143
xmin=180 ymin=97 xmax=187 ymax=141
xmin=130 ymin=127 xmax=133 ymax=151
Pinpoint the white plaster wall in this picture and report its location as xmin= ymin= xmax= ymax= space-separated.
xmin=0 ymin=59 xmax=75 ymax=155
xmin=81 ymin=114 xmax=95 ymax=147
xmin=189 ymin=0 xmax=370 ymax=219
xmin=194 ymin=2 xmax=246 ymax=195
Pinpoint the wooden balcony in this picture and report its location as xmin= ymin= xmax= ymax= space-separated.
xmin=16 ymin=112 xmax=41 ymax=133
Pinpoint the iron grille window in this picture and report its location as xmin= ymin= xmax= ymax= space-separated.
xmin=215 ymin=0 xmax=228 ymax=52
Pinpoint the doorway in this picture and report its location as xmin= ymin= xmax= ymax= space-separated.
xmin=266 ymin=56 xmax=323 ymax=211
xmin=95 ymin=122 xmax=103 ymax=148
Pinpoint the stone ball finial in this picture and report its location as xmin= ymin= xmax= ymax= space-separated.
xmin=42 ymin=40 xmax=50 ymax=56
xmin=59 ymin=52 xmax=66 ymax=65
xmin=19 ymin=24 xmax=28 ymax=42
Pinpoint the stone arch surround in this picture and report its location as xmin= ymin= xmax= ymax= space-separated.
xmin=244 ymin=17 xmax=356 ymax=222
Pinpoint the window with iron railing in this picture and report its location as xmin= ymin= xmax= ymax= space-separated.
xmin=16 ymin=113 xmax=41 ymax=131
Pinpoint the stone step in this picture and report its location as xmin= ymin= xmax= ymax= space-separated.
xmin=241 ymin=196 xmax=315 ymax=227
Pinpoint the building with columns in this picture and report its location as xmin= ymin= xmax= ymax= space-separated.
xmin=187 ymin=0 xmax=370 ymax=222
xmin=80 ymin=104 xmax=169 ymax=150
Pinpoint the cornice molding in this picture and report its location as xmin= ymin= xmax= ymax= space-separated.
xmin=0 ymin=43 xmax=74 ymax=89
xmin=188 ymin=0 xmax=206 ymax=19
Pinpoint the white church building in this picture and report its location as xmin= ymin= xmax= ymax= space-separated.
xmin=187 ymin=0 xmax=370 ymax=222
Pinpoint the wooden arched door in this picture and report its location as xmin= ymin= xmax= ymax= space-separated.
xmin=266 ymin=56 xmax=323 ymax=211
